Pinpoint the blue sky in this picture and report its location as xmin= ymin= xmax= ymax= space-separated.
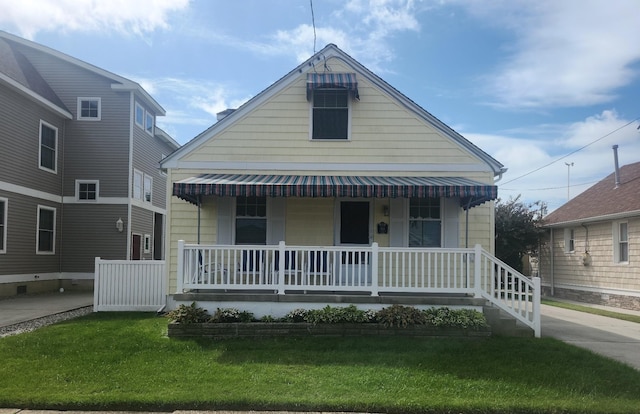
xmin=1 ymin=0 xmax=639 ymax=212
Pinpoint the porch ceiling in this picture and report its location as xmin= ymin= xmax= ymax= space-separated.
xmin=173 ymin=174 xmax=497 ymax=209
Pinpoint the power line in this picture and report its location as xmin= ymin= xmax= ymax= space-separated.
xmin=501 ymin=179 xmax=598 ymax=192
xmin=500 ymin=117 xmax=640 ymax=186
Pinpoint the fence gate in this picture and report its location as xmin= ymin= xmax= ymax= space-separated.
xmin=94 ymin=258 xmax=167 ymax=312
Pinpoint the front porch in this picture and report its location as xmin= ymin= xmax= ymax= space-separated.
xmin=174 ymin=241 xmax=541 ymax=337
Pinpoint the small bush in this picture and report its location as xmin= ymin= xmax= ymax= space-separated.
xmin=284 ymin=308 xmax=309 ymax=322
xmin=376 ymin=304 xmax=426 ymax=328
xmin=305 ymin=305 xmax=374 ymax=324
xmin=210 ymin=308 xmax=255 ymax=323
xmin=165 ymin=302 xmax=209 ymax=324
xmin=423 ymin=307 xmax=488 ymax=330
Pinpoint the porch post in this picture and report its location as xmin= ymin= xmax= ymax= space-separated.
xmin=370 ymin=242 xmax=379 ymax=296
xmin=474 ymin=244 xmax=482 ymax=297
xmin=277 ymin=241 xmax=286 ymax=295
xmin=176 ymin=240 xmax=185 ymax=293
xmin=532 ymin=276 xmax=541 ymax=338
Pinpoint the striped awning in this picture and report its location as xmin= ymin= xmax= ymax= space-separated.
xmin=307 ymin=72 xmax=359 ymax=101
xmin=173 ymin=174 xmax=497 ymax=209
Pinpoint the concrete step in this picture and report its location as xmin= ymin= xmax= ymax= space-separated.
xmin=483 ymin=305 xmax=534 ymax=337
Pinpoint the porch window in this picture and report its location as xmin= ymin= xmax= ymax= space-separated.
xmin=409 ymin=198 xmax=441 ymax=247
xmin=235 ymin=196 xmax=266 ymax=245
xmin=312 ymin=89 xmax=349 ymax=140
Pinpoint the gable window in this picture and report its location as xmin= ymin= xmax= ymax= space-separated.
xmin=564 ymin=228 xmax=575 ymax=253
xmin=235 ymin=196 xmax=266 ymax=245
xmin=409 ymin=198 xmax=441 ymax=247
xmin=135 ymin=102 xmax=145 ymax=128
xmin=37 ymin=205 xmax=55 ymax=254
xmin=143 ymin=174 xmax=152 ymax=202
xmin=614 ymin=221 xmax=629 ymax=263
xmin=0 ymin=198 xmax=6 ymax=254
xmin=145 ymin=112 xmax=154 ymax=136
xmin=133 ymin=170 xmax=143 ymax=200
xmin=39 ymin=120 xmax=57 ymax=173
xmin=77 ymin=180 xmax=98 ymax=201
xmin=312 ymin=89 xmax=349 ymax=140
xmin=77 ymin=97 xmax=101 ymax=120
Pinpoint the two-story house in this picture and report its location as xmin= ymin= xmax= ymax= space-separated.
xmin=0 ymin=31 xmax=179 ymax=297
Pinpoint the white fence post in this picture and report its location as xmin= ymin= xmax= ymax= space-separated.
xmin=177 ymin=240 xmax=185 ymax=294
xmin=474 ymin=244 xmax=482 ymax=297
xmin=93 ymin=257 xmax=101 ymax=312
xmin=277 ymin=241 xmax=286 ymax=295
xmin=370 ymin=242 xmax=379 ymax=296
xmin=533 ymin=276 xmax=541 ymax=338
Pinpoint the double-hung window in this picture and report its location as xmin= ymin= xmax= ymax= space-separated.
xmin=39 ymin=121 xmax=57 ymax=173
xmin=145 ymin=112 xmax=154 ymax=136
xmin=409 ymin=198 xmax=441 ymax=247
xmin=135 ymin=103 xmax=145 ymax=128
xmin=144 ymin=175 xmax=152 ymax=202
xmin=77 ymin=97 xmax=101 ymax=120
xmin=0 ymin=197 xmax=6 ymax=253
xmin=235 ymin=196 xmax=267 ymax=245
xmin=564 ymin=228 xmax=575 ymax=253
xmin=614 ymin=222 xmax=629 ymax=263
xmin=312 ymin=89 xmax=349 ymax=140
xmin=133 ymin=170 xmax=143 ymax=200
xmin=37 ymin=206 xmax=56 ymax=254
xmin=135 ymin=101 xmax=154 ymax=136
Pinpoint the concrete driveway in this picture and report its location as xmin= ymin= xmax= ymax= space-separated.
xmin=541 ymin=303 xmax=640 ymax=370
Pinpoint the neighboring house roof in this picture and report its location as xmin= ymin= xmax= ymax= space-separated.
xmin=155 ymin=126 xmax=180 ymax=151
xmin=0 ymin=38 xmax=72 ymax=118
xmin=162 ymin=43 xmax=506 ymax=177
xmin=0 ymin=30 xmax=165 ymax=116
xmin=543 ymin=161 xmax=640 ymax=227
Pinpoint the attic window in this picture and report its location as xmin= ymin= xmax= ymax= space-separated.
xmin=306 ymin=73 xmax=359 ymax=101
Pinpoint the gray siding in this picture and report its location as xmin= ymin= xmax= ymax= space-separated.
xmin=131 ymin=205 xmax=154 ymax=260
xmin=60 ymin=204 xmax=128 ymax=272
xmin=0 ymin=190 xmax=61 ymax=276
xmin=0 ymin=83 xmax=64 ymax=195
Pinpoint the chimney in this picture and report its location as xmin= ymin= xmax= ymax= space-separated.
xmin=612 ymin=145 xmax=621 ymax=188
xmin=216 ymin=108 xmax=236 ymax=121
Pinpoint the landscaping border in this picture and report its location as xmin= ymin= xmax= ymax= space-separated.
xmin=168 ymin=322 xmax=492 ymax=339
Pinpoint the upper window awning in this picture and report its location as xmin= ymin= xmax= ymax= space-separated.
xmin=307 ymin=73 xmax=359 ymax=101
xmin=173 ymin=174 xmax=497 ymax=210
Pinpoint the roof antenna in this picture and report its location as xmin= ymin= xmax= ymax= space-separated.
xmin=310 ymin=0 xmax=317 ymax=54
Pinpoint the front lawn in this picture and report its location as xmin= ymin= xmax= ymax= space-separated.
xmin=1 ymin=312 xmax=639 ymax=413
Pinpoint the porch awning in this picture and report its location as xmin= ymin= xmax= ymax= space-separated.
xmin=306 ymin=72 xmax=359 ymax=101
xmin=173 ymin=174 xmax=497 ymax=209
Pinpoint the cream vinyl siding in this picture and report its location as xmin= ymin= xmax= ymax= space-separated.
xmin=541 ymin=220 xmax=640 ymax=294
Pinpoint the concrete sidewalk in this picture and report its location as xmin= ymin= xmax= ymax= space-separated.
xmin=0 ymin=291 xmax=93 ymax=327
xmin=541 ymin=302 xmax=640 ymax=370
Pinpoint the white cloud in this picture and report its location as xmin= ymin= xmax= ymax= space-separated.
xmin=476 ymin=0 xmax=640 ymax=109
xmin=0 ymin=0 xmax=189 ymax=39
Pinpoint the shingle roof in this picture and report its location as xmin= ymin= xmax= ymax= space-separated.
xmin=0 ymin=38 xmax=68 ymax=110
xmin=543 ymin=161 xmax=640 ymax=226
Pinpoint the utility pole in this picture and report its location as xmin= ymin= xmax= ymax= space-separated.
xmin=565 ymin=162 xmax=574 ymax=201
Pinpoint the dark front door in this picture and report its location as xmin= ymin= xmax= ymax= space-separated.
xmin=340 ymin=201 xmax=370 ymax=245
xmin=131 ymin=234 xmax=141 ymax=260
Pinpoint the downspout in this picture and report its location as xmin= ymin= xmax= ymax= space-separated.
xmin=126 ymin=92 xmax=134 ymax=259
xmin=549 ymin=228 xmax=554 ymax=296
xmin=58 ymin=121 xmax=66 ymax=279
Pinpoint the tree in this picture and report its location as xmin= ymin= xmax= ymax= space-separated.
xmin=495 ymin=196 xmax=546 ymax=273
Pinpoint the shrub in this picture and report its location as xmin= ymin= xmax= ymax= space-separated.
xmin=210 ymin=308 xmax=255 ymax=323
xmin=376 ymin=304 xmax=426 ymax=328
xmin=305 ymin=305 xmax=374 ymax=324
xmin=165 ymin=302 xmax=209 ymax=324
xmin=284 ymin=308 xmax=309 ymax=322
xmin=423 ymin=307 xmax=488 ymax=330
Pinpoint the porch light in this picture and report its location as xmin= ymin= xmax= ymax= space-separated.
xmin=116 ymin=217 xmax=124 ymax=233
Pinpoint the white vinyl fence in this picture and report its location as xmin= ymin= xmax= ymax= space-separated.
xmin=94 ymin=258 xmax=167 ymax=312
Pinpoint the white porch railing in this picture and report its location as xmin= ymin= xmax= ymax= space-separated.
xmin=176 ymin=240 xmax=540 ymax=337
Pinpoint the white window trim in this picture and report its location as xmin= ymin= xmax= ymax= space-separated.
xmin=308 ymin=89 xmax=352 ymax=141
xmin=144 ymin=234 xmax=151 ymax=254
xmin=38 ymin=120 xmax=58 ymax=174
xmin=564 ymin=228 xmax=575 ymax=253
xmin=145 ymin=111 xmax=154 ymax=136
xmin=613 ymin=221 xmax=629 ymax=264
xmin=0 ymin=197 xmax=7 ymax=254
xmin=133 ymin=169 xmax=143 ymax=200
xmin=36 ymin=205 xmax=56 ymax=255
xmin=135 ymin=102 xmax=145 ymax=128
xmin=143 ymin=174 xmax=153 ymax=203
xmin=75 ymin=180 xmax=99 ymax=202
xmin=77 ymin=97 xmax=101 ymax=121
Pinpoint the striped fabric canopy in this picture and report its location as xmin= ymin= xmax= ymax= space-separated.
xmin=173 ymin=174 xmax=497 ymax=209
xmin=307 ymin=72 xmax=359 ymax=101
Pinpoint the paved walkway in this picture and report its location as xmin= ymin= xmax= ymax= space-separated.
xmin=0 ymin=291 xmax=93 ymax=327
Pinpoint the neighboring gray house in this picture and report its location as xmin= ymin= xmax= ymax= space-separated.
xmin=0 ymin=31 xmax=179 ymax=297
xmin=540 ymin=155 xmax=640 ymax=311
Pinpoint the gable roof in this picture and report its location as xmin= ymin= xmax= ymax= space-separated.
xmin=0 ymin=30 xmax=165 ymax=116
xmin=543 ymin=161 xmax=640 ymax=227
xmin=162 ymin=44 xmax=505 ymax=176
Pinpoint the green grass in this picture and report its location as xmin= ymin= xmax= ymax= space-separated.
xmin=542 ymin=299 xmax=640 ymax=324
xmin=1 ymin=313 xmax=640 ymax=413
